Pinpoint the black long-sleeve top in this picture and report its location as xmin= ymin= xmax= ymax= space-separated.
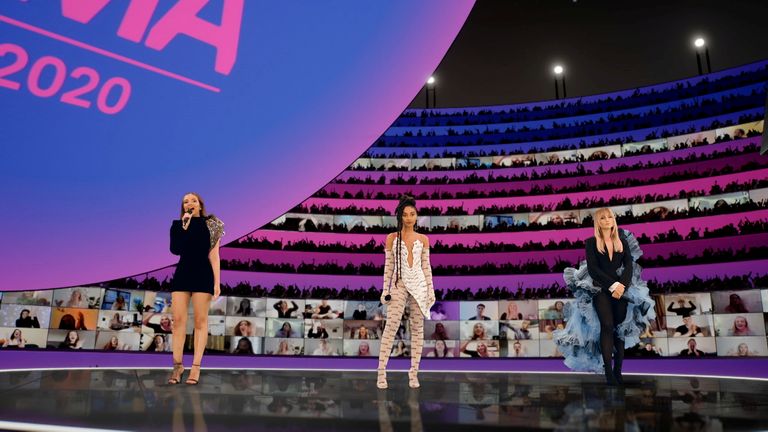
xmin=585 ymin=235 xmax=633 ymax=293
xmin=15 ymin=317 xmax=40 ymax=328
xmin=273 ymin=301 xmax=299 ymax=318
xmin=307 ymin=328 xmax=329 ymax=339
xmin=169 ymin=218 xmax=214 ymax=293
xmin=667 ymin=301 xmax=697 ymax=316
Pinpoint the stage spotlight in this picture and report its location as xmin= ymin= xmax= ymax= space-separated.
xmin=553 ymin=65 xmax=566 ymax=99
xmin=693 ymin=37 xmax=711 ymax=74
xmin=425 ymin=76 xmax=436 ymax=108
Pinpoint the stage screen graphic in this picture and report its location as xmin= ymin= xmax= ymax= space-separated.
xmin=0 ymin=0 xmax=475 ymax=290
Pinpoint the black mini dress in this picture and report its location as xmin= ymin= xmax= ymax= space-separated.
xmin=170 ymin=216 xmax=225 ymax=294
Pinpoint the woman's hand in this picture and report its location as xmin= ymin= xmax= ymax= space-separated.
xmin=181 ymin=211 xmax=192 ymax=230
xmin=213 ymin=283 xmax=221 ymax=300
xmin=427 ymin=289 xmax=436 ymax=306
xmin=612 ymin=283 xmax=625 ymax=299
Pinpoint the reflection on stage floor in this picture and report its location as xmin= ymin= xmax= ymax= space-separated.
xmin=0 ymin=369 xmax=767 ymax=431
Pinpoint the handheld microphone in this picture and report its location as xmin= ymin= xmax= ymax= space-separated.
xmin=182 ymin=208 xmax=194 ymax=228
xmin=384 ymin=294 xmax=392 ymax=302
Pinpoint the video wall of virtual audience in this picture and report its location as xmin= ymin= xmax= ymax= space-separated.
xmin=3 ymin=61 xmax=767 ymax=370
xmin=272 ymin=184 xmax=767 ymax=233
xmin=1 ymin=287 xmax=766 ymax=359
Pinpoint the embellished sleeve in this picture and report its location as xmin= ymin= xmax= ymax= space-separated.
xmin=206 ymin=215 xmax=225 ymax=250
xmin=170 ymin=220 xmax=185 ymax=255
xmin=420 ymin=245 xmax=435 ymax=292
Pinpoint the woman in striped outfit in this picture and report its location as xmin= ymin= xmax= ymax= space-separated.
xmin=377 ymin=195 xmax=436 ymax=389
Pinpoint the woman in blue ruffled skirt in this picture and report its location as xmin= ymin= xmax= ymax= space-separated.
xmin=553 ymin=208 xmax=655 ymax=385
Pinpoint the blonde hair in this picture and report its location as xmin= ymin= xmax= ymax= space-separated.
xmin=472 ymin=323 xmax=487 ymax=340
xmin=593 ymin=208 xmax=623 ymax=254
xmin=277 ymin=340 xmax=290 ymax=354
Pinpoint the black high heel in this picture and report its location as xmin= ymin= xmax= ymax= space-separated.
xmin=604 ymin=365 xmax=617 ymax=386
xmin=185 ymin=364 xmax=201 ymax=385
xmin=613 ymin=353 xmax=625 ymax=385
xmin=613 ymin=367 xmax=625 ymax=386
xmin=167 ymin=363 xmax=185 ymax=385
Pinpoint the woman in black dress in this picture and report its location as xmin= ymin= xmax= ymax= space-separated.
xmin=167 ymin=192 xmax=224 ymax=385
xmin=554 ymin=207 xmax=655 ymax=387
xmin=584 ymin=208 xmax=633 ymax=385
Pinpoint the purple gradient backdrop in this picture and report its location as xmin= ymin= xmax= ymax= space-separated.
xmin=219 ymin=233 xmax=768 ymax=266
xmin=125 ymin=256 xmax=766 ymax=290
xmin=301 ymin=168 xmax=768 ymax=213
xmin=243 ymin=209 xmax=768 ymax=246
xmin=327 ymin=151 xmax=758 ymax=196
xmin=212 ymin=259 xmax=767 ymax=290
xmin=368 ymin=109 xmax=762 ymax=155
xmin=0 ymin=1 xmax=475 ymax=291
xmin=384 ymin=83 xmax=763 ymax=136
xmin=386 ymin=83 xmax=764 ymax=134
xmin=337 ymin=137 xmax=758 ymax=182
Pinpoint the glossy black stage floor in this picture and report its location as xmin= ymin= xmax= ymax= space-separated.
xmin=1 ymin=369 xmax=767 ymax=431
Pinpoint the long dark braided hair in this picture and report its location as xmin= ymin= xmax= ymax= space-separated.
xmin=393 ymin=195 xmax=417 ymax=285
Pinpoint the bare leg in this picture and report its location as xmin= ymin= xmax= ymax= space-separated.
xmin=169 ymin=292 xmax=191 ymax=383
xmin=187 ymin=292 xmax=212 ymax=384
xmin=377 ymin=283 xmax=406 ymax=388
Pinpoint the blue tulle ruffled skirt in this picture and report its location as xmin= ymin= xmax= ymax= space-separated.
xmin=553 ymin=230 xmax=656 ymax=373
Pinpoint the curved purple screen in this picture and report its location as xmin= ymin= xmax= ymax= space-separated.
xmin=0 ymin=1 xmax=475 ymax=290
